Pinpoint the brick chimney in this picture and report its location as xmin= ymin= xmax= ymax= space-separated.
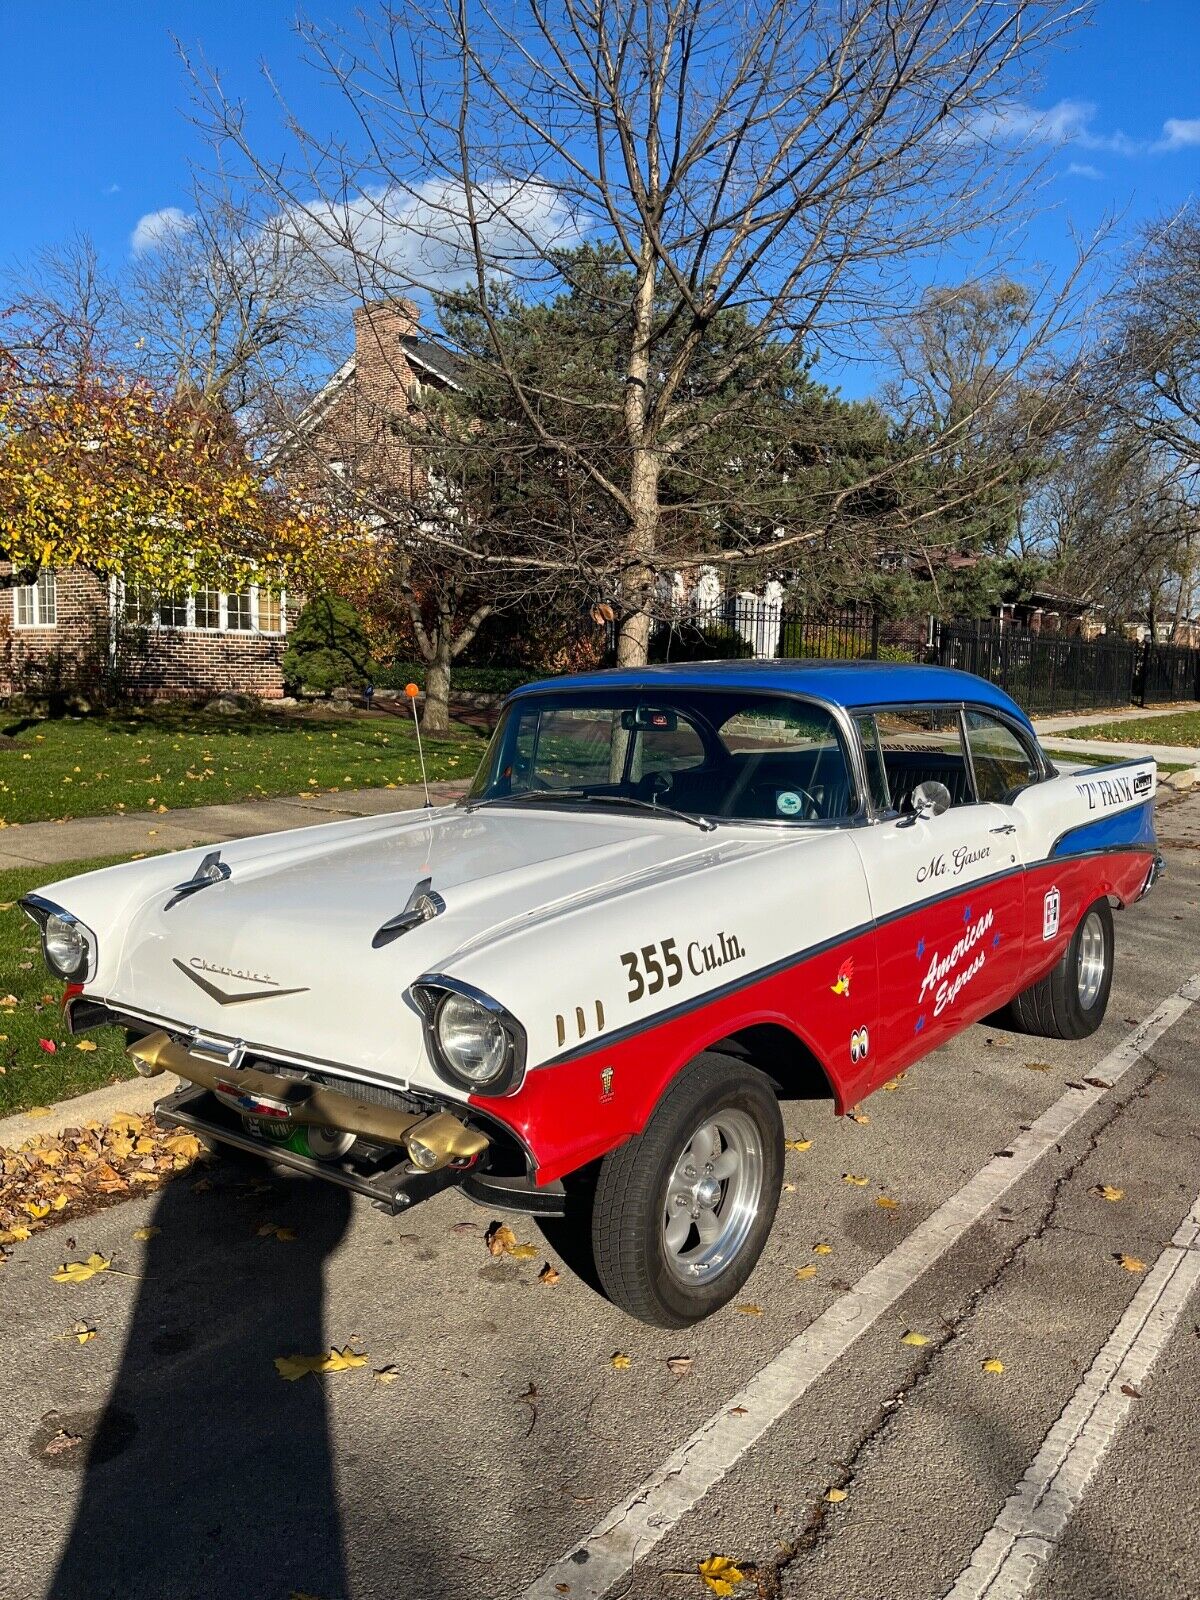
xmin=353 ymin=298 xmax=418 ymax=357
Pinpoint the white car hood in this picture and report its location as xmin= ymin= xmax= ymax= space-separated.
xmin=59 ymin=802 xmax=787 ymax=1096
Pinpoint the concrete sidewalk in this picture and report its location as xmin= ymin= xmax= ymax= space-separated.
xmin=1033 ymin=701 xmax=1200 ymax=737
xmin=0 ymin=780 xmax=467 ymax=873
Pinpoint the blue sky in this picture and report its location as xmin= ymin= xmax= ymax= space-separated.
xmin=1 ymin=1 xmax=1197 ymax=394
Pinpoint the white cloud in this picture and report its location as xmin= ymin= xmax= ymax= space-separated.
xmin=963 ymin=98 xmax=1200 ymax=160
xmin=279 ymin=177 xmax=588 ymax=293
xmin=130 ymin=206 xmax=191 ymax=255
xmin=1156 ymin=117 xmax=1200 ymax=152
xmin=102 ymin=182 xmax=121 ymax=196
xmin=1066 ymin=162 xmax=1104 ymax=180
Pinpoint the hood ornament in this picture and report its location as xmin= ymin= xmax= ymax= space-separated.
xmin=165 ymin=850 xmax=231 ymax=912
xmin=373 ymin=876 xmax=446 ymax=949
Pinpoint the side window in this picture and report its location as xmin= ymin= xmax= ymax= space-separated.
xmin=874 ymin=708 xmax=973 ymax=811
xmin=854 ymin=714 xmax=890 ymax=810
xmin=964 ymin=710 xmax=1040 ymax=803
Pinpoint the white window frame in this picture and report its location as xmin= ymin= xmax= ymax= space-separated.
xmin=116 ymin=581 xmax=286 ymax=636
xmin=13 ymin=571 xmax=58 ymax=628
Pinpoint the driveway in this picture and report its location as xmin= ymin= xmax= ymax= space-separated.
xmin=1 ymin=795 xmax=1198 ymax=1600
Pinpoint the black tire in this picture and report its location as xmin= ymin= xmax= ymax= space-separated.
xmin=590 ymin=1052 xmax=784 ymax=1327
xmin=1004 ymin=897 xmax=1114 ymax=1040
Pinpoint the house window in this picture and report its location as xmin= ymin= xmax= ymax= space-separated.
xmin=257 ymin=590 xmax=282 ymax=633
xmin=226 ymin=591 xmax=253 ymax=631
xmin=13 ymin=571 xmax=57 ymax=628
xmin=118 ymin=582 xmax=285 ymax=634
xmin=194 ymin=589 xmax=221 ymax=630
xmin=159 ymin=593 xmax=187 ymax=629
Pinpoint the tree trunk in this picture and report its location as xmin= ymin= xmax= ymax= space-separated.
xmin=421 ymin=638 xmax=453 ymax=734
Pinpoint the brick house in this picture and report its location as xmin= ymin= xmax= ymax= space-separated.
xmin=1 ymin=298 xmax=458 ymax=702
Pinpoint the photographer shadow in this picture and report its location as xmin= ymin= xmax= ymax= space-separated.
xmin=48 ymin=1163 xmax=354 ymax=1600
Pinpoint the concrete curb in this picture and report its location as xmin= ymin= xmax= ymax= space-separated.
xmin=0 ymin=1071 xmax=176 ymax=1149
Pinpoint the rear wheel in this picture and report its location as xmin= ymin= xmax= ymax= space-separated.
xmin=590 ymin=1053 xmax=783 ymax=1327
xmin=1005 ymin=897 xmax=1114 ymax=1039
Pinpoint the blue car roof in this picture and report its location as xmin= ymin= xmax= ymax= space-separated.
xmin=507 ymin=659 xmax=1034 ymax=729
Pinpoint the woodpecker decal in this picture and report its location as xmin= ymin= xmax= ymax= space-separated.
xmin=831 ymin=957 xmax=854 ymax=997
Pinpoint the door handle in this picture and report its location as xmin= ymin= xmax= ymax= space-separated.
xmin=989 ymin=823 xmax=1016 ymax=835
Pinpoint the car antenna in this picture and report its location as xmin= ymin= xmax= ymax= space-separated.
xmin=405 ymin=682 xmax=433 ymax=808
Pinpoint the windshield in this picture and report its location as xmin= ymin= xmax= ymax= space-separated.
xmin=466 ymin=689 xmax=857 ymax=824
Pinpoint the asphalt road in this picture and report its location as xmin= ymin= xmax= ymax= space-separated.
xmin=2 ymin=792 xmax=1199 ymax=1600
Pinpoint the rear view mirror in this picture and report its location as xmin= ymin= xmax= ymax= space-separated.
xmin=911 ymin=779 xmax=952 ymax=819
xmin=620 ymin=707 xmax=678 ymax=732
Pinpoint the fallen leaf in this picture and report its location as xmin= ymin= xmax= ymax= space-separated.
xmin=782 ymin=1182 xmax=797 ymax=1193
xmin=537 ymin=1263 xmax=561 ymax=1285
xmin=1117 ymin=1253 xmax=1145 ymax=1273
xmin=900 ymin=1330 xmax=930 ymax=1346
xmin=24 ymin=1200 xmax=50 ymax=1219
xmin=880 ymin=1075 xmax=905 ymax=1091
xmin=132 ymin=1226 xmax=160 ymax=1241
xmin=0 ymin=1227 xmax=32 ymax=1243
xmin=274 ymin=1347 xmax=367 ymax=1381
xmin=794 ymin=1264 xmax=818 ymax=1281
xmin=981 ymin=1358 xmax=1005 ymax=1374
xmin=1022 ymin=1061 xmax=1053 ymax=1072
xmin=51 ymin=1193 xmax=68 ymax=1211
xmin=876 ymin=1195 xmax=899 ymax=1209
xmin=486 ymin=1222 xmax=517 ymax=1258
xmin=374 ymin=1365 xmax=401 ymax=1385
xmin=64 ymin=1321 xmax=97 ymax=1345
xmin=735 ymin=1304 xmax=763 ymax=1316
xmin=784 ymin=1138 xmax=812 ymax=1152
xmin=666 ymin=1355 xmax=693 ymax=1374
xmin=508 ymin=1242 xmax=540 ymax=1260
xmin=258 ymin=1223 xmax=297 ymax=1241
xmin=848 ymin=1111 xmax=870 ymax=1125
xmin=609 ymin=1352 xmax=632 ymax=1370
xmin=52 ymin=1252 xmax=111 ymax=1284
xmin=37 ymin=1038 xmax=58 ymax=1053
xmin=75 ymin=1040 xmax=98 ymax=1053
xmin=162 ymin=1131 xmax=201 ymax=1162
xmin=1093 ymin=1185 xmax=1124 ymax=1202
xmin=842 ymin=1173 xmax=869 ymax=1186
xmin=825 ymin=1487 xmax=848 ymax=1503
xmin=1120 ymin=1382 xmax=1142 ymax=1398
xmin=813 ymin=1242 xmax=832 ymax=1255
xmin=698 ymin=1555 xmax=746 ymax=1595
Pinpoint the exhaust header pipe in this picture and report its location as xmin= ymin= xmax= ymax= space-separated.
xmin=128 ymin=1030 xmax=487 ymax=1171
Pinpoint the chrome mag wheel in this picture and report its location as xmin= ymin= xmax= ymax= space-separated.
xmin=1077 ymin=909 xmax=1107 ymax=1010
xmin=662 ymin=1110 xmax=764 ymax=1284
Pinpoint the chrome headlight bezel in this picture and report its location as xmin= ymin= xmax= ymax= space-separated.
xmin=19 ymin=894 xmax=98 ymax=983
xmin=410 ymin=976 xmax=526 ymax=1096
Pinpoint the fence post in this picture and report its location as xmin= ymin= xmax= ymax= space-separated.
xmin=870 ymin=610 xmax=880 ymax=660
xmin=1139 ymin=639 xmax=1152 ymax=708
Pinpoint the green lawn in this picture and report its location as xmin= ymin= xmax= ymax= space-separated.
xmin=1043 ymin=747 xmax=1190 ymax=774
xmin=0 ymin=705 xmax=487 ymax=826
xmin=0 ymin=855 xmax=146 ymax=1118
xmin=1060 ymin=710 xmax=1200 ymax=750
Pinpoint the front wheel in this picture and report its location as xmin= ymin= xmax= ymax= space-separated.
xmin=1005 ymin=897 xmax=1114 ymax=1039
xmin=591 ymin=1053 xmax=783 ymax=1327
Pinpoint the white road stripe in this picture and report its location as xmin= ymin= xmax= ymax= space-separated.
xmin=944 ymin=1187 xmax=1200 ymax=1599
xmin=520 ymin=975 xmax=1200 ymax=1600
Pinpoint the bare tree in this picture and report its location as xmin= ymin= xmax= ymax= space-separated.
xmin=4 ymin=233 xmax=122 ymax=383
xmin=200 ymin=0 xmax=1092 ymax=663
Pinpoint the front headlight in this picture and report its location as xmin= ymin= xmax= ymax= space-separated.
xmin=436 ymin=992 xmax=510 ymax=1084
xmin=412 ymin=978 xmax=526 ymax=1095
xmin=19 ymin=895 xmax=97 ymax=982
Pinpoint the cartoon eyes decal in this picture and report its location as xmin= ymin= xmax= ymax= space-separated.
xmin=850 ymin=1026 xmax=870 ymax=1063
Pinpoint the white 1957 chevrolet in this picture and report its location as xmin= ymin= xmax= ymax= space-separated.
xmin=23 ymin=662 xmax=1162 ymax=1326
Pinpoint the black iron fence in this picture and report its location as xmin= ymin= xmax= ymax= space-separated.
xmin=640 ymin=599 xmax=1200 ymax=717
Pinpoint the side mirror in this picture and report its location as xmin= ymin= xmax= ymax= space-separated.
xmin=911 ymin=779 xmax=952 ymax=819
